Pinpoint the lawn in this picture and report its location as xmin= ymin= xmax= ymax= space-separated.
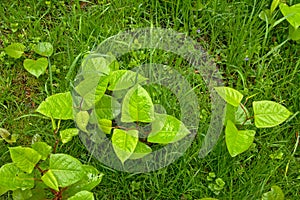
xmin=0 ymin=0 xmax=300 ymax=199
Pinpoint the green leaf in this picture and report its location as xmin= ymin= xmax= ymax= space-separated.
xmin=75 ymin=111 xmax=89 ymax=132
xmin=279 ymin=3 xmax=300 ymax=29
xmin=253 ymin=101 xmax=292 ymax=128
xmin=129 ymin=141 xmax=152 ymax=160
xmin=95 ymin=94 xmax=121 ymax=120
xmin=225 ymin=104 xmax=237 ymax=124
xmin=33 ymin=42 xmax=53 ymax=57
xmin=112 ymin=129 xmax=139 ymax=164
xmin=198 ymin=198 xmax=219 ymax=200
xmin=121 ymin=85 xmax=154 ymax=122
xmin=0 ymin=163 xmax=34 ymax=191
xmin=214 ymin=87 xmax=243 ymax=107
xmin=60 ymin=128 xmax=79 ymax=144
xmin=65 ymin=165 xmax=104 ymax=197
xmin=81 ymin=56 xmax=110 ymax=76
xmin=225 ymin=120 xmax=255 ymax=157
xmin=31 ymin=142 xmax=52 ymax=160
xmin=259 ymin=9 xmax=272 ymax=23
xmin=75 ymin=75 xmax=108 ymax=110
xmin=9 ymin=146 xmax=41 ymax=173
xmin=67 ymin=190 xmax=94 ymax=200
xmin=147 ymin=113 xmax=190 ymax=144
xmin=270 ymin=0 xmax=280 ymax=14
xmin=289 ymin=26 xmax=300 ymax=41
xmin=29 ymin=181 xmax=47 ymax=200
xmin=36 ymin=92 xmax=73 ymax=120
xmin=0 ymin=128 xmax=18 ymax=143
xmin=0 ymin=186 xmax=9 ymax=196
xmin=23 ymin=58 xmax=48 ymax=78
xmin=12 ymin=189 xmax=32 ymax=200
xmin=4 ymin=43 xmax=25 ymax=58
xmin=98 ymin=119 xmax=112 ymax=134
xmin=108 ymin=70 xmax=148 ymax=91
xmin=48 ymin=154 xmax=84 ymax=188
xmin=262 ymin=185 xmax=284 ymax=200
xmin=41 ymin=170 xmax=59 ymax=191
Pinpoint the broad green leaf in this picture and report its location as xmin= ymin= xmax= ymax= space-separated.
xmin=67 ymin=190 xmax=94 ymax=200
xmin=48 ymin=154 xmax=84 ymax=188
xmin=279 ymin=3 xmax=300 ymax=29
xmin=98 ymin=119 xmax=112 ymax=134
xmin=259 ymin=9 xmax=272 ymax=23
xmin=9 ymin=146 xmax=41 ymax=173
xmin=23 ymin=58 xmax=48 ymax=78
xmin=214 ymin=87 xmax=243 ymax=107
xmin=108 ymin=70 xmax=148 ymax=91
xmin=253 ymin=101 xmax=291 ymax=128
xmin=4 ymin=43 xmax=25 ymax=58
xmin=75 ymin=75 xmax=108 ymax=110
xmin=0 ymin=128 xmax=18 ymax=143
xmin=41 ymin=170 xmax=59 ymax=191
xmin=65 ymin=165 xmax=104 ymax=197
xmin=12 ymin=189 xmax=32 ymax=200
xmin=129 ymin=141 xmax=152 ymax=160
xmin=81 ymin=56 xmax=110 ymax=76
xmin=0 ymin=163 xmax=34 ymax=190
xmin=270 ymin=0 xmax=280 ymax=14
xmin=36 ymin=92 xmax=73 ymax=120
xmin=75 ymin=111 xmax=89 ymax=132
xmin=121 ymin=85 xmax=154 ymax=122
xmin=289 ymin=26 xmax=300 ymax=41
xmin=225 ymin=120 xmax=255 ymax=157
xmin=262 ymin=185 xmax=284 ymax=200
xmin=31 ymin=142 xmax=52 ymax=160
xmin=33 ymin=42 xmax=53 ymax=57
xmin=112 ymin=129 xmax=138 ymax=164
xmin=95 ymin=94 xmax=121 ymax=120
xmin=147 ymin=113 xmax=190 ymax=144
xmin=60 ymin=128 xmax=79 ymax=144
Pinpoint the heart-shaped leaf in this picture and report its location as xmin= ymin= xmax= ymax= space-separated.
xmin=36 ymin=92 xmax=73 ymax=120
xmin=98 ymin=119 xmax=112 ymax=134
xmin=279 ymin=3 xmax=300 ymax=29
xmin=253 ymin=101 xmax=292 ymax=128
xmin=147 ymin=113 xmax=190 ymax=144
xmin=289 ymin=26 xmax=300 ymax=41
xmin=262 ymin=185 xmax=284 ymax=200
xmin=214 ymin=87 xmax=243 ymax=107
xmin=225 ymin=120 xmax=255 ymax=157
xmin=9 ymin=146 xmax=42 ymax=173
xmin=121 ymin=85 xmax=154 ymax=123
xmin=23 ymin=58 xmax=48 ymax=78
xmin=259 ymin=9 xmax=272 ymax=23
xmin=112 ymin=129 xmax=138 ymax=164
xmin=4 ymin=43 xmax=25 ymax=58
xmin=34 ymin=42 xmax=53 ymax=57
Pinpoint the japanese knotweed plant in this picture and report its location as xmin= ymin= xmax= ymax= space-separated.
xmin=3 ymin=42 xmax=56 ymax=93
xmin=73 ymin=55 xmax=191 ymax=164
xmin=0 ymin=92 xmax=104 ymax=200
xmin=215 ymin=87 xmax=292 ymax=157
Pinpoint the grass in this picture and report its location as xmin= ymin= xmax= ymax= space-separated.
xmin=0 ymin=0 xmax=300 ymax=199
